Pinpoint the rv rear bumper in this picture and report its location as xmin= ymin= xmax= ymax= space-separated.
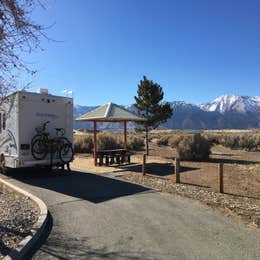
xmin=20 ymin=158 xmax=73 ymax=167
xmin=4 ymin=154 xmax=73 ymax=168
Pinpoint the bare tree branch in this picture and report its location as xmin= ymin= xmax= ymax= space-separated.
xmin=0 ymin=0 xmax=46 ymax=102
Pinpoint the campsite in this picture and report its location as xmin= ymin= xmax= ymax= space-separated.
xmin=0 ymin=1 xmax=260 ymax=259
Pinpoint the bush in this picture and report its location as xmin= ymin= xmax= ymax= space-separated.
xmin=128 ymin=135 xmax=144 ymax=151
xmin=74 ymin=132 xmax=145 ymax=153
xmin=177 ymin=134 xmax=211 ymax=161
xmin=217 ymin=134 xmax=259 ymax=151
xmin=238 ymin=135 xmax=258 ymax=151
xmin=97 ymin=132 xmax=123 ymax=150
xmin=203 ymin=132 xmax=260 ymax=151
xmin=203 ymin=133 xmax=220 ymax=144
xmin=74 ymin=134 xmax=93 ymax=153
xmin=224 ymin=135 xmax=240 ymax=149
xmin=157 ymin=135 xmax=170 ymax=146
xmin=257 ymin=135 xmax=260 ymax=149
xmin=169 ymin=135 xmax=183 ymax=148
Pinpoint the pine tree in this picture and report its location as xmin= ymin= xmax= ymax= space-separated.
xmin=134 ymin=76 xmax=173 ymax=155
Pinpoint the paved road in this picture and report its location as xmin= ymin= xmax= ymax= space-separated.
xmin=1 ymin=169 xmax=260 ymax=260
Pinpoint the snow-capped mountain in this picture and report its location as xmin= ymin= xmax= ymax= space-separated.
xmin=74 ymin=94 xmax=260 ymax=130
xmin=200 ymin=94 xmax=260 ymax=114
xmin=73 ymin=104 xmax=97 ymax=118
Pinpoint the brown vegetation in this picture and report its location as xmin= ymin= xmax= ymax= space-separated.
xmin=203 ymin=132 xmax=260 ymax=151
xmin=74 ymin=132 xmax=144 ymax=153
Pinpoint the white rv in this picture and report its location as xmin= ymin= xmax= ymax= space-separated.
xmin=0 ymin=89 xmax=73 ymax=171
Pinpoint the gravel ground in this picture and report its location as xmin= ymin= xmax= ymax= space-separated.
xmin=0 ymin=189 xmax=39 ymax=259
xmin=120 ymin=173 xmax=260 ymax=229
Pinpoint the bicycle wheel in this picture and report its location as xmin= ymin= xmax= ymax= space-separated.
xmin=58 ymin=137 xmax=71 ymax=146
xmin=31 ymin=138 xmax=48 ymax=160
xmin=59 ymin=143 xmax=73 ymax=163
xmin=31 ymin=134 xmax=42 ymax=145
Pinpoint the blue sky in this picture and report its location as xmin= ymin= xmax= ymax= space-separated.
xmin=23 ymin=0 xmax=260 ymax=106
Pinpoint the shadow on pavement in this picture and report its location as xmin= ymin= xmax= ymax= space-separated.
xmin=34 ymin=230 xmax=154 ymax=260
xmin=7 ymin=169 xmax=150 ymax=203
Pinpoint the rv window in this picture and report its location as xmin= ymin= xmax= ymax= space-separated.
xmin=3 ymin=113 xmax=6 ymax=130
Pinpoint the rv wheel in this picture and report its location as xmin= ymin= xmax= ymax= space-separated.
xmin=0 ymin=155 xmax=7 ymax=174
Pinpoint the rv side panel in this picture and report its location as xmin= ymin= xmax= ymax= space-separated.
xmin=0 ymin=93 xmax=19 ymax=168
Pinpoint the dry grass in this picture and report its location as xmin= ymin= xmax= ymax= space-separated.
xmin=74 ymin=131 xmax=144 ymax=153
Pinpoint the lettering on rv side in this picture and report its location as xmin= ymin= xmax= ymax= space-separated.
xmin=36 ymin=112 xmax=59 ymax=120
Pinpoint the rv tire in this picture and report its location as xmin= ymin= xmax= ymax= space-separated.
xmin=0 ymin=154 xmax=8 ymax=174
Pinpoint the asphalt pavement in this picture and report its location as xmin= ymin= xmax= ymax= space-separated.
xmin=1 ymin=169 xmax=260 ymax=260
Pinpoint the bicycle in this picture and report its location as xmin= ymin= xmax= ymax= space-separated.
xmin=31 ymin=121 xmax=73 ymax=164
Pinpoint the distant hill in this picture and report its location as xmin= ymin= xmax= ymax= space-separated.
xmin=74 ymin=95 xmax=260 ymax=130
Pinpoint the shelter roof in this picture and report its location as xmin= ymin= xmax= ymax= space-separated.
xmin=75 ymin=102 xmax=146 ymax=122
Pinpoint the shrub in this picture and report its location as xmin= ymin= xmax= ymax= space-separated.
xmin=238 ymin=135 xmax=258 ymax=151
xmin=74 ymin=132 xmax=145 ymax=153
xmin=214 ymin=133 xmax=259 ymax=151
xmin=257 ymin=135 xmax=260 ymax=149
xmin=128 ymin=135 xmax=144 ymax=151
xmin=203 ymin=133 xmax=220 ymax=145
xmin=177 ymin=134 xmax=211 ymax=161
xmin=206 ymin=132 xmax=260 ymax=151
xmin=97 ymin=132 xmax=123 ymax=150
xmin=74 ymin=134 xmax=93 ymax=153
xmin=169 ymin=135 xmax=183 ymax=148
xmin=157 ymin=135 xmax=170 ymax=146
xmin=224 ymin=135 xmax=240 ymax=149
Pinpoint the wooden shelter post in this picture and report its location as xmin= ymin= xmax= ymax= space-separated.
xmin=93 ymin=120 xmax=97 ymax=166
xmin=124 ymin=121 xmax=127 ymax=150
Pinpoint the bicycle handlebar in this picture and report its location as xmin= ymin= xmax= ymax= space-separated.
xmin=55 ymin=128 xmax=65 ymax=136
xmin=35 ymin=121 xmax=50 ymax=133
xmin=41 ymin=121 xmax=50 ymax=132
xmin=35 ymin=121 xmax=65 ymax=137
xmin=43 ymin=121 xmax=50 ymax=127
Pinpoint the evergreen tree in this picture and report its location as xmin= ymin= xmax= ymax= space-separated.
xmin=134 ymin=76 xmax=173 ymax=155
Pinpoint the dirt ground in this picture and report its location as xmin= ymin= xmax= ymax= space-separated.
xmin=149 ymin=143 xmax=260 ymax=199
xmin=73 ymin=142 xmax=260 ymax=199
xmin=71 ymin=142 xmax=260 ymax=229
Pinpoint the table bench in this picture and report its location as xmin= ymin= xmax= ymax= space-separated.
xmin=96 ymin=149 xmax=131 ymax=166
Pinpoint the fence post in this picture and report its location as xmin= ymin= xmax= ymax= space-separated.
xmin=175 ymin=158 xmax=180 ymax=183
xmin=218 ymin=163 xmax=224 ymax=193
xmin=142 ymin=154 xmax=146 ymax=176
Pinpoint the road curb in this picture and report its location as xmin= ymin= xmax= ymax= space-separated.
xmin=0 ymin=177 xmax=48 ymax=260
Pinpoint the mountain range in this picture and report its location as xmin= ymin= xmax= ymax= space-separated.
xmin=74 ymin=94 xmax=260 ymax=130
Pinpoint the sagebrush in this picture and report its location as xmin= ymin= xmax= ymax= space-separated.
xmin=74 ymin=132 xmax=144 ymax=153
xmin=204 ymin=133 xmax=260 ymax=151
xmin=177 ymin=134 xmax=211 ymax=161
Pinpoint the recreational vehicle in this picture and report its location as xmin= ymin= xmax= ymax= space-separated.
xmin=0 ymin=89 xmax=74 ymax=172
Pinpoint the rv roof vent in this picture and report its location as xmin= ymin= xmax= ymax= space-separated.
xmin=37 ymin=88 xmax=49 ymax=94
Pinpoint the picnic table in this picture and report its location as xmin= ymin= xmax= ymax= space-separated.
xmin=96 ymin=149 xmax=131 ymax=166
